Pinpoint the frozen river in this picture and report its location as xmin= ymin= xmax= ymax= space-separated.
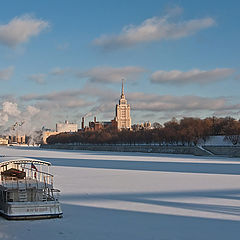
xmin=0 ymin=146 xmax=240 ymax=240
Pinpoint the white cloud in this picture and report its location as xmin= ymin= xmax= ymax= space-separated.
xmin=0 ymin=112 xmax=8 ymax=126
xmin=27 ymin=105 xmax=40 ymax=116
xmin=128 ymin=93 xmax=240 ymax=113
xmin=28 ymin=67 xmax=70 ymax=84
xmin=78 ymin=66 xmax=145 ymax=83
xmin=3 ymin=101 xmax=20 ymax=116
xmin=151 ymin=68 xmax=235 ymax=84
xmin=0 ymin=101 xmax=20 ymax=128
xmin=28 ymin=66 xmax=145 ymax=84
xmin=21 ymin=89 xmax=92 ymax=111
xmin=0 ymin=66 xmax=14 ymax=81
xmin=18 ymin=79 xmax=240 ymax=128
xmin=0 ymin=15 xmax=49 ymax=47
xmin=93 ymin=7 xmax=215 ymax=50
xmin=21 ymin=86 xmax=240 ymax=116
xmin=28 ymin=73 xmax=46 ymax=84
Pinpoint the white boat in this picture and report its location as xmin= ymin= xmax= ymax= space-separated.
xmin=0 ymin=157 xmax=62 ymax=220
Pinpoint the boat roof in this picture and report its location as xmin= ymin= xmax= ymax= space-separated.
xmin=0 ymin=157 xmax=51 ymax=167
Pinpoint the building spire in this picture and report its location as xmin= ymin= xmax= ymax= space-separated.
xmin=121 ymin=78 xmax=125 ymax=97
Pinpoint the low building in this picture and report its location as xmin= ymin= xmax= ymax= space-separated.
xmin=56 ymin=120 xmax=78 ymax=133
xmin=87 ymin=117 xmax=117 ymax=131
xmin=8 ymin=135 xmax=27 ymax=144
xmin=42 ymin=131 xmax=58 ymax=144
xmin=132 ymin=122 xmax=152 ymax=131
xmin=0 ymin=137 xmax=8 ymax=145
xmin=89 ymin=122 xmax=103 ymax=131
xmin=43 ymin=120 xmax=78 ymax=144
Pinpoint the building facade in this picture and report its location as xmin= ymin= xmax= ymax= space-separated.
xmin=84 ymin=117 xmax=117 ymax=132
xmin=42 ymin=131 xmax=58 ymax=144
xmin=115 ymin=80 xmax=131 ymax=130
xmin=56 ymin=120 xmax=78 ymax=133
xmin=132 ymin=121 xmax=152 ymax=131
xmin=43 ymin=121 xmax=78 ymax=144
xmin=8 ymin=135 xmax=26 ymax=144
xmin=0 ymin=137 xmax=8 ymax=145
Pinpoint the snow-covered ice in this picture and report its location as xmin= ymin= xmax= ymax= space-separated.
xmin=0 ymin=146 xmax=240 ymax=240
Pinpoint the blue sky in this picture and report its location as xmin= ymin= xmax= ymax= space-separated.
xmin=0 ymin=0 xmax=239 ymax=131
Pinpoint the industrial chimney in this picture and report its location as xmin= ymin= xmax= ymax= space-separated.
xmin=81 ymin=117 xmax=84 ymax=130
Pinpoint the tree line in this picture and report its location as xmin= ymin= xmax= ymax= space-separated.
xmin=46 ymin=117 xmax=240 ymax=146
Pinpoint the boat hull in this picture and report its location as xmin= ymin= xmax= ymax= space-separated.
xmin=0 ymin=201 xmax=62 ymax=220
xmin=0 ymin=211 xmax=62 ymax=220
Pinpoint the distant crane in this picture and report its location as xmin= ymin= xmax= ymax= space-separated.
xmin=11 ymin=121 xmax=25 ymax=144
xmin=11 ymin=121 xmax=24 ymax=131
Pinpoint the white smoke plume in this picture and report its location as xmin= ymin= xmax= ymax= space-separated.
xmin=0 ymin=101 xmax=20 ymax=128
xmin=3 ymin=101 xmax=20 ymax=116
xmin=0 ymin=101 xmax=49 ymax=144
xmin=27 ymin=105 xmax=40 ymax=116
xmin=83 ymin=112 xmax=94 ymax=118
xmin=0 ymin=112 xmax=8 ymax=126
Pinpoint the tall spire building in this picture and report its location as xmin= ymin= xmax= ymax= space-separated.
xmin=115 ymin=79 xmax=131 ymax=130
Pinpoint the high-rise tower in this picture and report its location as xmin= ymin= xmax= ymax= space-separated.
xmin=115 ymin=79 xmax=131 ymax=130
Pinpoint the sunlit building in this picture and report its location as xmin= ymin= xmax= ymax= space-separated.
xmin=43 ymin=120 xmax=78 ymax=144
xmin=0 ymin=137 xmax=8 ymax=145
xmin=115 ymin=80 xmax=131 ymax=130
xmin=56 ymin=120 xmax=78 ymax=133
xmin=42 ymin=131 xmax=58 ymax=144
xmin=8 ymin=135 xmax=26 ymax=144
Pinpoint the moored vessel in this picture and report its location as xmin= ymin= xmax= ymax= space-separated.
xmin=0 ymin=157 xmax=62 ymax=220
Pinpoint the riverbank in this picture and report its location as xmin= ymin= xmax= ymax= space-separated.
xmin=41 ymin=144 xmax=240 ymax=157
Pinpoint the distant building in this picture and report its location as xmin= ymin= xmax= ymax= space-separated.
xmin=144 ymin=121 xmax=151 ymax=129
xmin=115 ymin=80 xmax=131 ymax=130
xmin=42 ymin=120 xmax=78 ymax=144
xmin=8 ymin=135 xmax=26 ymax=144
xmin=56 ymin=120 xmax=78 ymax=133
xmin=132 ymin=121 xmax=152 ymax=131
xmin=88 ymin=116 xmax=102 ymax=131
xmin=86 ymin=117 xmax=117 ymax=131
xmin=0 ymin=137 xmax=8 ymax=145
xmin=42 ymin=131 xmax=58 ymax=144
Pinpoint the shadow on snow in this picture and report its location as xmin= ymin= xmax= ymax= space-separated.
xmin=28 ymin=156 xmax=240 ymax=175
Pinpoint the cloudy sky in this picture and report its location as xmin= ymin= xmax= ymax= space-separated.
xmin=0 ymin=0 xmax=239 ymax=132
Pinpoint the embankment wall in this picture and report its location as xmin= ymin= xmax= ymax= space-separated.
xmin=203 ymin=146 xmax=240 ymax=157
xmin=41 ymin=144 xmax=211 ymax=156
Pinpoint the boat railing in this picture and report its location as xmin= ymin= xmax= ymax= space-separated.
xmin=0 ymin=168 xmax=53 ymax=189
xmin=52 ymin=189 xmax=60 ymax=201
xmin=21 ymin=166 xmax=53 ymax=186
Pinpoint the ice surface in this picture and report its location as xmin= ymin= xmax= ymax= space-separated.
xmin=0 ymin=146 xmax=240 ymax=240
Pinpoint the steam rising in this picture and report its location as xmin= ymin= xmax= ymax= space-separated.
xmin=0 ymin=101 xmax=48 ymax=143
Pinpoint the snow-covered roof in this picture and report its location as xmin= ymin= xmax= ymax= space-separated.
xmin=0 ymin=157 xmax=51 ymax=167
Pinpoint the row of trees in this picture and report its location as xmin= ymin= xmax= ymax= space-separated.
xmin=46 ymin=117 xmax=240 ymax=146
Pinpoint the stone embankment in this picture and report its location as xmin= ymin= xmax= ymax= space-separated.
xmin=41 ymin=144 xmax=214 ymax=156
xmin=203 ymin=146 xmax=240 ymax=157
xmin=41 ymin=144 xmax=240 ymax=157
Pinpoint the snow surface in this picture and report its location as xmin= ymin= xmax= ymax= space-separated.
xmin=0 ymin=146 xmax=240 ymax=240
